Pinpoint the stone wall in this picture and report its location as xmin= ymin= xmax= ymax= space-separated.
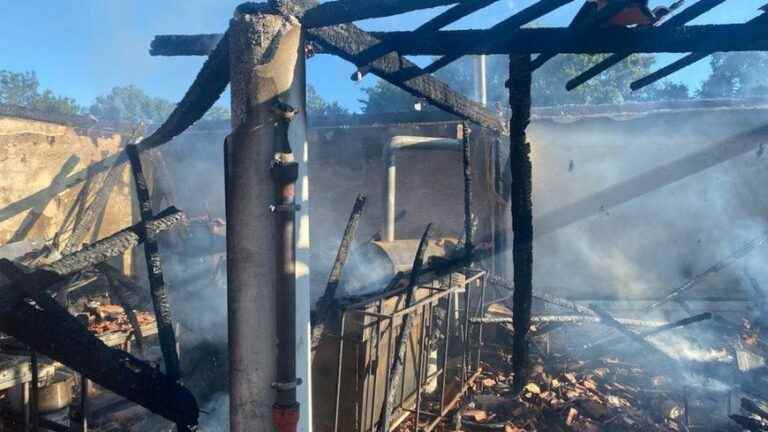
xmin=0 ymin=109 xmax=134 ymax=270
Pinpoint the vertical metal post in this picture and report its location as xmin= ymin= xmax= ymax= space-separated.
xmin=439 ymin=289 xmax=454 ymax=412
xmin=333 ymin=314 xmax=346 ymax=432
xmin=30 ymin=352 xmax=39 ymax=432
xmin=228 ymin=5 xmax=304 ymax=431
xmin=414 ymin=301 xmax=431 ymax=431
xmin=475 ymin=274 xmax=487 ymax=370
xmin=79 ymin=375 xmax=89 ymax=432
xmin=508 ymin=54 xmax=534 ymax=393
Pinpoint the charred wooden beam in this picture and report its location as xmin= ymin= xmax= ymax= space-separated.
xmin=367 ymin=23 xmax=768 ymax=55
xmin=307 ymin=24 xmax=505 ymax=131
xmin=150 ymin=23 xmax=768 ymax=58
xmin=730 ymin=414 xmax=768 ymax=432
xmin=535 ymin=124 xmax=768 ymax=237
xmin=299 ymin=0 xmax=464 ymax=28
xmin=472 ymin=315 xmax=671 ymax=327
xmin=125 ymin=144 xmax=182 ymax=390
xmin=62 ymin=156 xmax=124 ymax=255
xmin=0 ymin=207 xmax=184 ymax=314
xmin=352 ymin=0 xmax=499 ymax=76
xmin=567 ymin=0 xmax=727 ymax=91
xmin=377 ymin=224 xmax=433 ymax=432
xmin=742 ymin=399 xmax=768 ymax=422
xmin=419 ymin=0 xmax=576 ymax=75
xmin=581 ymin=312 xmax=712 ymax=352
xmin=462 ymin=124 xmax=474 ymax=257
xmin=631 ymin=12 xmax=768 ymax=90
xmin=150 ymin=34 xmax=224 ymax=56
xmin=646 ymin=231 xmax=768 ymax=311
xmin=530 ymin=0 xmax=638 ymax=70
xmin=588 ymin=304 xmax=679 ymax=367
xmin=46 ymin=207 xmax=185 ymax=277
xmin=0 ymin=273 xmax=198 ymax=427
xmin=508 ymin=54 xmax=534 ymax=394
xmin=316 ymin=194 xmax=367 ymax=321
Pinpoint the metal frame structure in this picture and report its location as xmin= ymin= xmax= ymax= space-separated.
xmin=330 ymin=268 xmax=487 ymax=432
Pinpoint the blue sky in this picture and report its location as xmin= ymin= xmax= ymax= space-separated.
xmin=1 ymin=1 xmax=765 ymax=112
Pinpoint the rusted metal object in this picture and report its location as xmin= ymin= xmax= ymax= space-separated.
xmin=508 ymin=54 xmax=534 ymax=393
xmin=125 ymin=144 xmax=182 ymax=395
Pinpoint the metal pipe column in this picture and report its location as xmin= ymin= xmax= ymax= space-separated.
xmin=227 ymin=5 xmax=304 ymax=431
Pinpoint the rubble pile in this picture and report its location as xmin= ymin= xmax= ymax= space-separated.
xmin=83 ymin=303 xmax=155 ymax=335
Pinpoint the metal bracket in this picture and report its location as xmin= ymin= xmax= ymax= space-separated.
xmin=269 ymin=203 xmax=302 ymax=213
xmin=272 ymin=378 xmax=303 ymax=391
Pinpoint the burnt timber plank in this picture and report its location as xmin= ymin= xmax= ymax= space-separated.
xmin=151 ymin=23 xmax=768 ymax=57
xmin=307 ymin=24 xmax=505 ymax=131
xmin=0 ymin=269 xmax=198 ymax=427
xmin=125 ymin=144 xmax=182 ymax=386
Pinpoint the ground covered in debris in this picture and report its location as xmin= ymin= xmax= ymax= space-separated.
xmin=396 ymin=313 xmax=768 ymax=432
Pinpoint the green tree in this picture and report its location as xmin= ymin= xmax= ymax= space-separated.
xmin=359 ymin=80 xmax=423 ymax=114
xmin=89 ymin=85 xmax=231 ymax=123
xmin=89 ymin=85 xmax=174 ymax=123
xmin=0 ymin=70 xmax=82 ymax=116
xmin=307 ymin=85 xmax=350 ymax=117
xmin=359 ymin=53 xmax=661 ymax=113
xmin=698 ymin=52 xmax=768 ymax=98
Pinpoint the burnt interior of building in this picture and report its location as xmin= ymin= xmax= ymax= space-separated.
xmin=3 ymin=0 xmax=768 ymax=431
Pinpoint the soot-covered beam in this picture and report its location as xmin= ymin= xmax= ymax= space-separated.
xmin=0 ymin=266 xmax=198 ymax=427
xmin=307 ymin=24 xmax=505 ymax=131
xmin=508 ymin=54 xmax=534 ymax=394
xmin=631 ymin=11 xmax=768 ymax=90
xmin=530 ymin=0 xmax=638 ymax=71
xmin=299 ymin=0 xmax=464 ymax=28
xmin=418 ymin=0 xmax=577 ymax=75
xmin=368 ymin=23 xmax=768 ymax=55
xmin=151 ymin=23 xmax=768 ymax=57
xmin=125 ymin=145 xmax=183 ymax=396
xmin=352 ymin=0 xmax=499 ymax=76
xmin=0 ymin=207 xmax=184 ymax=320
xmin=566 ymin=0 xmax=728 ymax=91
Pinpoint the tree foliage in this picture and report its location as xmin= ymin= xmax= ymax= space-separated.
xmin=698 ymin=52 xmax=768 ymax=98
xmin=88 ymin=85 xmax=230 ymax=123
xmin=359 ymin=53 xmax=693 ymax=113
xmin=0 ymin=70 xmax=83 ymax=116
xmin=307 ymin=85 xmax=350 ymax=117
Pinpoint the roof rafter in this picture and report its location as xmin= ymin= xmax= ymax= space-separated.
xmin=631 ymin=10 xmax=768 ymax=90
xmin=566 ymin=0 xmax=728 ymax=91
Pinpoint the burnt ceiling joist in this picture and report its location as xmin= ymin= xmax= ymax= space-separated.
xmin=150 ymin=25 xmax=504 ymax=132
xmin=153 ymin=22 xmax=768 ymax=57
xmin=566 ymin=0 xmax=728 ymax=91
xmin=367 ymin=23 xmax=768 ymax=55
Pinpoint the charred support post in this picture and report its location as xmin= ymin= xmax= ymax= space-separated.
xmin=227 ymin=6 xmax=303 ymax=431
xmin=316 ymin=194 xmax=367 ymax=320
xmin=377 ymin=224 xmax=433 ymax=432
xmin=125 ymin=144 xmax=182 ymax=389
xmin=508 ymin=54 xmax=534 ymax=393
xmin=462 ymin=123 xmax=474 ymax=258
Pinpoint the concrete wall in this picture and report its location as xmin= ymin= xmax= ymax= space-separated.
xmin=0 ymin=110 xmax=134 ymax=270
